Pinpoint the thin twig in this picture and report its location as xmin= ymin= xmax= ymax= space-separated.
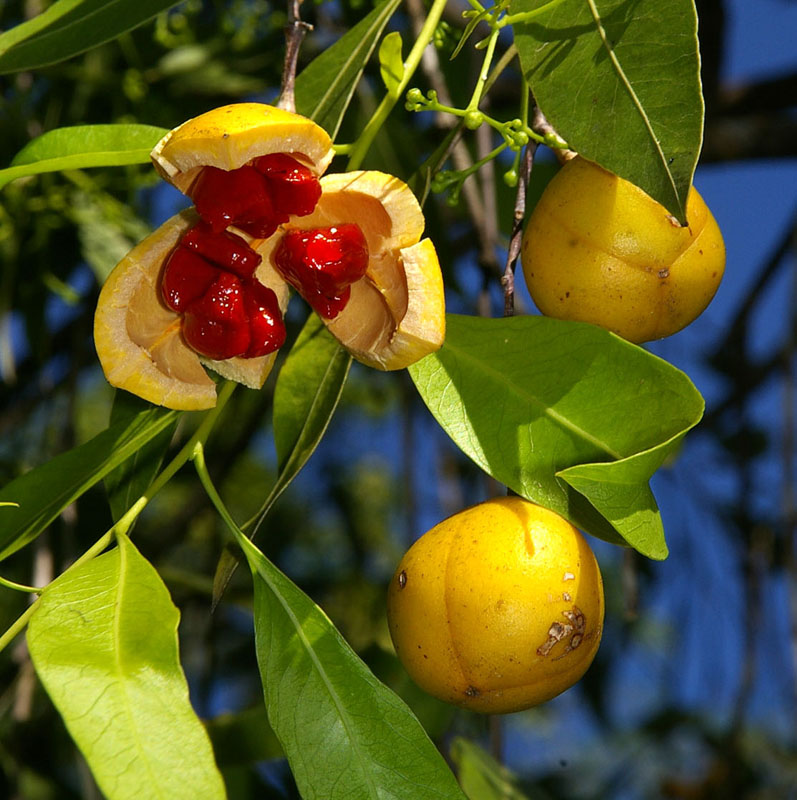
xmin=502 ymin=141 xmax=535 ymax=317
xmin=531 ymin=106 xmax=577 ymax=164
xmin=277 ymin=0 xmax=312 ymax=113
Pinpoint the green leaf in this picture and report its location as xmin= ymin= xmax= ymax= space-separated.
xmin=0 ymin=405 xmax=178 ymax=561
xmin=104 ymin=392 xmax=177 ymax=524
xmin=295 ymin=0 xmax=402 ymax=136
xmin=273 ymin=314 xmax=351 ymax=476
xmin=27 ymin=532 xmax=226 ymax=800
xmin=211 ymin=315 xmax=350 ymax=606
xmin=450 ymin=738 xmax=531 ymax=800
xmin=408 ymin=315 xmax=704 ymax=559
xmin=379 ymin=31 xmax=404 ymax=94
xmin=513 ymin=0 xmax=703 ymax=222
xmin=0 ymin=125 xmax=167 ymax=189
xmin=0 ymin=0 xmax=184 ymax=75
xmin=231 ymin=533 xmax=467 ymax=799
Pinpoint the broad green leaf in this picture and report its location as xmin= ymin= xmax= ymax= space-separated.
xmin=211 ymin=315 xmax=350 ymax=606
xmin=27 ymin=532 xmax=226 ymax=800
xmin=230 ymin=532 xmax=467 ymax=799
xmin=379 ymin=31 xmax=404 ymax=94
xmin=0 ymin=125 xmax=167 ymax=189
xmin=273 ymin=314 xmax=351 ymax=475
xmin=409 ymin=315 xmax=705 ymax=559
xmin=513 ymin=0 xmax=703 ymax=222
xmin=295 ymin=0 xmax=402 ymax=136
xmin=450 ymin=738 xmax=531 ymax=800
xmin=0 ymin=405 xmax=178 ymax=561
xmin=104 ymin=392 xmax=177 ymax=524
xmin=0 ymin=0 xmax=183 ymax=75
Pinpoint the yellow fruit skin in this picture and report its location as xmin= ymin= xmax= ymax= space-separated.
xmin=151 ymin=103 xmax=334 ymax=194
xmin=521 ymin=157 xmax=725 ymax=343
xmin=386 ymin=497 xmax=604 ymax=714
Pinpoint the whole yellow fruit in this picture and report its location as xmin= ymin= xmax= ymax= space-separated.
xmin=386 ymin=497 xmax=604 ymax=714
xmin=521 ymin=156 xmax=725 ymax=343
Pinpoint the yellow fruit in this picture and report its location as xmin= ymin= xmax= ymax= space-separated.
xmin=386 ymin=497 xmax=604 ymax=714
xmin=150 ymin=102 xmax=335 ymax=193
xmin=93 ymin=210 xmax=290 ymax=411
xmin=94 ymin=103 xmax=445 ymax=409
xmin=521 ymin=156 xmax=725 ymax=343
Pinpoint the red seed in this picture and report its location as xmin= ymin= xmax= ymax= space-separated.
xmin=253 ymin=154 xmax=322 ymax=217
xmin=243 ymin=280 xmax=287 ymax=358
xmin=181 ymin=223 xmax=261 ymax=278
xmin=191 ymin=165 xmax=284 ymax=235
xmin=161 ymin=247 xmax=221 ymax=313
xmin=273 ymin=223 xmax=369 ymax=319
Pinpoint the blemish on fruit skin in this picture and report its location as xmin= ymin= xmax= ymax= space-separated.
xmin=563 ymin=571 xmax=575 ymax=582
xmin=465 ymin=686 xmax=480 ymax=698
xmin=537 ymin=606 xmax=586 ymax=658
xmin=562 ymin=591 xmax=572 ymax=602
xmin=397 ymin=570 xmax=407 ymax=589
xmin=658 ymin=268 xmax=670 ymax=279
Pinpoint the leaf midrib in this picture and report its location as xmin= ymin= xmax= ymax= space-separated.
xmin=113 ymin=539 xmax=166 ymax=799
xmin=584 ymin=0 xmax=680 ymax=214
xmin=253 ymin=552 xmax=380 ymax=799
xmin=441 ymin=336 xmax=624 ymax=461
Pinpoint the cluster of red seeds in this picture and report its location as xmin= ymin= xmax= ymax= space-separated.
xmin=160 ymin=154 xmax=370 ymax=361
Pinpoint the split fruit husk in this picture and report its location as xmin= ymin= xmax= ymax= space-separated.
xmin=94 ymin=103 xmax=445 ymax=410
xmin=256 ymin=170 xmax=445 ymax=370
xmin=94 ymin=209 xmax=291 ymax=411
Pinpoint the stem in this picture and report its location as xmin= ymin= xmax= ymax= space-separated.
xmin=277 ymin=0 xmax=311 ymax=112
xmin=0 ymin=575 xmax=41 ymax=594
xmin=192 ymin=442 xmax=241 ymax=538
xmin=347 ymin=0 xmax=448 ymax=170
xmin=467 ymin=26 xmax=500 ymax=111
xmin=0 ymin=381 xmax=237 ymax=654
xmin=501 ymin=0 xmax=568 ymax=27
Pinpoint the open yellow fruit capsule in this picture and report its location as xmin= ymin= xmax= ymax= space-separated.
xmin=387 ymin=497 xmax=604 ymax=714
xmin=521 ymin=156 xmax=725 ymax=343
xmin=93 ymin=104 xmax=445 ymax=409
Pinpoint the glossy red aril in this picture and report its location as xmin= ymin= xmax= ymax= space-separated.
xmin=273 ymin=223 xmax=369 ymax=319
xmin=243 ymin=279 xmax=287 ymax=358
xmin=190 ymin=165 xmax=282 ymax=237
xmin=161 ymin=223 xmax=286 ymax=361
xmin=189 ymin=155 xmax=322 ymax=240
xmin=181 ymin=223 xmax=261 ymax=278
xmin=253 ymin=154 xmax=322 ymax=216
xmin=182 ymin=272 xmax=250 ymax=360
xmin=161 ymin=248 xmax=221 ymax=313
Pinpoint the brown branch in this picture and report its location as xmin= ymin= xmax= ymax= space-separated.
xmin=277 ymin=0 xmax=312 ymax=113
xmin=502 ymin=142 xmax=535 ymax=317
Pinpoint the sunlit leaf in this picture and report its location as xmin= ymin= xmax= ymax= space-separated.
xmin=0 ymin=0 xmax=183 ymax=75
xmin=295 ymin=0 xmax=402 ymax=136
xmin=409 ymin=315 xmax=705 ymax=559
xmin=379 ymin=31 xmax=405 ymax=94
xmin=27 ymin=532 xmax=226 ymax=800
xmin=228 ymin=531 xmax=466 ymax=799
xmin=0 ymin=125 xmax=166 ymax=189
xmin=513 ymin=0 xmax=703 ymax=222
xmin=0 ymin=405 xmax=178 ymax=561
